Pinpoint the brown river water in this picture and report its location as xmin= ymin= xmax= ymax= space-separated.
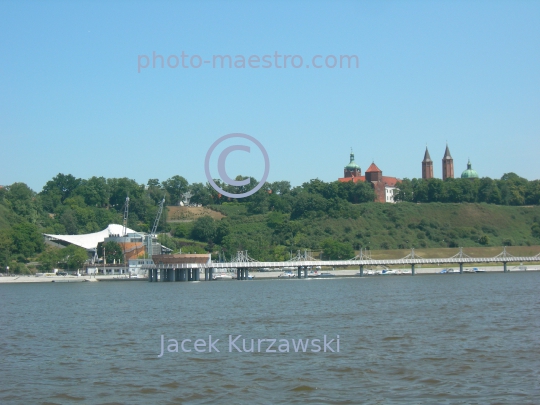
xmin=1 ymin=272 xmax=539 ymax=404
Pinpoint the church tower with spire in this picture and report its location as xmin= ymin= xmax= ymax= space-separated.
xmin=343 ymin=148 xmax=361 ymax=178
xmin=442 ymin=144 xmax=454 ymax=180
xmin=422 ymin=147 xmax=434 ymax=179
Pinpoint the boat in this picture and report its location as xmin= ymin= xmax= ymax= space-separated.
xmin=212 ymin=273 xmax=234 ymax=280
xmin=307 ymin=270 xmax=320 ymax=278
xmin=473 ymin=268 xmax=486 ymax=273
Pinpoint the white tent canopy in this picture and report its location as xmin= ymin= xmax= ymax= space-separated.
xmin=43 ymin=224 xmax=138 ymax=251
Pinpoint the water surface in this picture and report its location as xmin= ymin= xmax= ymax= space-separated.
xmin=1 ymin=273 xmax=539 ymax=404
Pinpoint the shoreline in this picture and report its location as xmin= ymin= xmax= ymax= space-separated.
xmin=1 ymin=265 xmax=539 ymax=284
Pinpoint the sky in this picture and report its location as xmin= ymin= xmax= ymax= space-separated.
xmin=1 ymin=0 xmax=539 ymax=192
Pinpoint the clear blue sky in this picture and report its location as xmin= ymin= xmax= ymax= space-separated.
xmin=1 ymin=0 xmax=539 ymax=192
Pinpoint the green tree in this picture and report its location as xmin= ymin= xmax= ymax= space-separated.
xmin=291 ymin=193 xmax=328 ymax=219
xmin=4 ymin=183 xmax=39 ymax=222
xmin=10 ymin=222 xmax=44 ymax=258
xmin=37 ymin=248 xmax=62 ymax=271
xmin=191 ymin=216 xmax=216 ymax=242
xmin=58 ymin=245 xmax=88 ymax=270
xmin=478 ymin=178 xmax=501 ymax=204
xmin=97 ymin=241 xmax=124 ymax=263
xmin=394 ymin=179 xmax=414 ymax=202
xmin=321 ymin=238 xmax=354 ymax=260
xmin=42 ymin=173 xmax=81 ymax=202
xmin=0 ymin=229 xmax=13 ymax=268
xmin=75 ymin=176 xmax=109 ymax=207
xmin=163 ymin=175 xmax=189 ymax=205
xmin=478 ymin=235 xmax=490 ymax=245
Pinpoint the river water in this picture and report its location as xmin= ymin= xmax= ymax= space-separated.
xmin=1 ymin=272 xmax=539 ymax=404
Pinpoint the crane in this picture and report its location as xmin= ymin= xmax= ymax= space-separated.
xmin=147 ymin=197 xmax=166 ymax=259
xmin=122 ymin=196 xmax=130 ymax=236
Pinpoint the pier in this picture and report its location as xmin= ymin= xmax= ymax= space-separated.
xmin=145 ymin=247 xmax=540 ymax=282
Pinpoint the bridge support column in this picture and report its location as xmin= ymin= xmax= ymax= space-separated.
xmin=186 ymin=269 xmax=191 ymax=281
xmin=298 ymin=266 xmax=302 ymax=279
xmin=304 ymin=267 xmax=308 ymax=278
xmin=194 ymin=268 xmax=200 ymax=281
xmin=411 ymin=264 xmax=415 ymax=276
xmin=503 ymin=262 xmax=508 ymax=273
xmin=204 ymin=268 xmax=209 ymax=281
xmin=460 ymin=263 xmax=463 ymax=274
xmin=242 ymin=268 xmax=247 ymax=280
xmin=180 ymin=269 xmax=187 ymax=281
xmin=169 ymin=268 xmax=175 ymax=282
xmin=209 ymin=268 xmax=214 ymax=280
xmin=175 ymin=268 xmax=180 ymax=281
xmin=237 ymin=268 xmax=241 ymax=280
xmin=153 ymin=268 xmax=158 ymax=281
xmin=148 ymin=269 xmax=153 ymax=282
xmin=360 ymin=265 xmax=364 ymax=277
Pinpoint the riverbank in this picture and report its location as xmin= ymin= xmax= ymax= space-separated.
xmin=0 ymin=275 xmax=147 ymax=283
xmin=2 ymin=264 xmax=539 ymax=283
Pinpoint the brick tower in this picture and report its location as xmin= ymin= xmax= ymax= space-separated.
xmin=422 ymin=147 xmax=434 ymax=179
xmin=442 ymin=144 xmax=454 ymax=180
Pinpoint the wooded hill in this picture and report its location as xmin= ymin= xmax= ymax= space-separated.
xmin=0 ymin=172 xmax=539 ymax=272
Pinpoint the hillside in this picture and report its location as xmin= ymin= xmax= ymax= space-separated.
xmin=195 ymin=202 xmax=540 ymax=261
xmin=167 ymin=206 xmax=225 ymax=222
xmin=1 ymin=174 xmax=539 ymax=271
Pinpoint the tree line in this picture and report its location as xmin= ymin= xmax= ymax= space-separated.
xmin=394 ymin=173 xmax=540 ymax=205
xmin=0 ymin=171 xmax=539 ymax=272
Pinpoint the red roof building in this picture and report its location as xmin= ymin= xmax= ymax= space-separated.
xmin=338 ymin=151 xmax=400 ymax=203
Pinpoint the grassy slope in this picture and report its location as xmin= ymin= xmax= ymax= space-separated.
xmin=368 ymin=245 xmax=540 ymax=260
xmin=211 ymin=202 xmax=540 ymax=252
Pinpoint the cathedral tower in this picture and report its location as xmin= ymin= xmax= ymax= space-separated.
xmin=442 ymin=144 xmax=454 ymax=180
xmin=422 ymin=147 xmax=434 ymax=179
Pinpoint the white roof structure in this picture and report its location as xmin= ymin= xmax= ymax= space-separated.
xmin=43 ymin=224 xmax=138 ymax=251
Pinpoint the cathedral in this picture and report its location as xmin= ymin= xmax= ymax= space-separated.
xmin=338 ymin=149 xmax=399 ymax=203
xmin=337 ymin=144 xmax=482 ymax=204
xmin=422 ymin=144 xmax=479 ymax=180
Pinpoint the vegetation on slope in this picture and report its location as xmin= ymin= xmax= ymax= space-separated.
xmin=0 ymin=171 xmax=539 ymax=271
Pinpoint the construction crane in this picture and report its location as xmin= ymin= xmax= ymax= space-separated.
xmin=146 ymin=197 xmax=166 ymax=259
xmin=122 ymin=196 xmax=130 ymax=236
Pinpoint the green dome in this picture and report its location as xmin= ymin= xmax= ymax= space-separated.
xmin=461 ymin=160 xmax=479 ymax=179
xmin=345 ymin=150 xmax=361 ymax=170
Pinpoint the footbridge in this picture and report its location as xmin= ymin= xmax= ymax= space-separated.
xmin=145 ymin=247 xmax=540 ymax=282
